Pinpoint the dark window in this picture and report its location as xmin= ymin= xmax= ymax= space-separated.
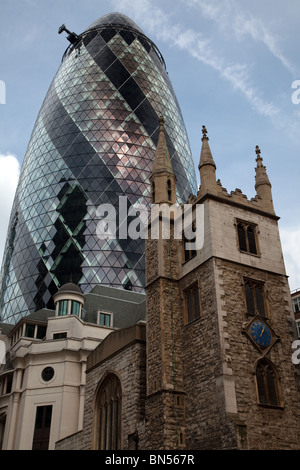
xmin=237 ymin=221 xmax=258 ymax=255
xmin=96 ymin=374 xmax=122 ymax=450
xmin=185 ymin=284 xmax=201 ymax=324
xmin=238 ymin=223 xmax=247 ymax=252
xmin=247 ymin=226 xmax=257 ymax=254
xmin=25 ymin=323 xmax=35 ymax=338
xmin=53 ymin=332 xmax=67 ymax=339
xmin=255 ymin=360 xmax=280 ymax=407
xmin=0 ymin=415 xmax=6 ymax=450
xmin=167 ymin=179 xmax=172 ymax=201
xmin=244 ymin=279 xmax=266 ymax=317
xmin=41 ymin=367 xmax=54 ymax=382
xmin=183 ymin=235 xmax=196 ymax=263
xmin=183 ymin=221 xmax=197 ymax=263
xmin=36 ymin=325 xmax=46 ymax=339
xmin=5 ymin=375 xmax=12 ymax=394
xmin=32 ymin=405 xmax=52 ymax=450
xmin=151 ymin=181 xmax=155 ymax=203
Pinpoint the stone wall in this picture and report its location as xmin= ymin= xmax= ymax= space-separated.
xmin=180 ymin=258 xmax=239 ymax=449
xmin=81 ymin=324 xmax=146 ymax=450
xmin=176 ymin=250 xmax=300 ymax=450
xmin=216 ymin=258 xmax=300 ymax=449
xmin=55 ymin=430 xmax=83 ymax=450
xmin=145 ymin=223 xmax=186 ymax=449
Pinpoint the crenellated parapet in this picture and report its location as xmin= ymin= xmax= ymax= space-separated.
xmin=193 ymin=126 xmax=277 ymax=218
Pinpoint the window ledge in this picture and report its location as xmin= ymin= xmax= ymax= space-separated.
xmin=184 ymin=316 xmax=201 ymax=328
xmin=239 ymin=249 xmax=261 ymax=258
xmin=257 ymin=403 xmax=284 ymax=410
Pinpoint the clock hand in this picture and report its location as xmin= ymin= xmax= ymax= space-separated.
xmin=259 ymin=326 xmax=266 ymax=338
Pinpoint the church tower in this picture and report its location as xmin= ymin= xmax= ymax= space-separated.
xmin=145 ymin=124 xmax=300 ymax=449
xmin=145 ymin=117 xmax=186 ymax=450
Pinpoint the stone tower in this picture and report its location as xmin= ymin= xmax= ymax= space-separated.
xmin=145 ymin=117 xmax=186 ymax=449
xmin=145 ymin=124 xmax=300 ymax=449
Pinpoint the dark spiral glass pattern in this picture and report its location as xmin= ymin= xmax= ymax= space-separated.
xmin=0 ymin=13 xmax=197 ymax=323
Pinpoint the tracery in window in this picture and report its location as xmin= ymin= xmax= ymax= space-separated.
xmin=237 ymin=221 xmax=258 ymax=255
xmin=184 ymin=283 xmax=201 ymax=324
xmin=244 ymin=279 xmax=267 ymax=317
xmin=255 ymin=359 xmax=281 ymax=407
xmin=95 ymin=374 xmax=122 ymax=450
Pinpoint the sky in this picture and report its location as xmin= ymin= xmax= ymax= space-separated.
xmin=0 ymin=0 xmax=299 ymax=290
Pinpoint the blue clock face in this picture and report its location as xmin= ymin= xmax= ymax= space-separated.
xmin=250 ymin=320 xmax=272 ymax=349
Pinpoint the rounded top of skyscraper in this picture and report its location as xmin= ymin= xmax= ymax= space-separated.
xmin=86 ymin=12 xmax=144 ymax=35
xmin=62 ymin=12 xmax=166 ymax=68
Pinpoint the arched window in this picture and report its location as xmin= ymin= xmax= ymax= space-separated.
xmin=237 ymin=221 xmax=258 ymax=255
xmin=244 ymin=279 xmax=266 ymax=317
xmin=151 ymin=181 xmax=155 ymax=203
xmin=95 ymin=374 xmax=122 ymax=450
xmin=255 ymin=359 xmax=281 ymax=407
xmin=167 ymin=179 xmax=172 ymax=201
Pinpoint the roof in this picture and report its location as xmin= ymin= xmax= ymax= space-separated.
xmin=86 ymin=322 xmax=146 ymax=372
xmin=83 ymin=285 xmax=146 ymax=328
xmin=57 ymin=282 xmax=83 ymax=295
xmin=0 ymin=322 xmax=15 ymax=336
xmin=1 ymin=309 xmax=55 ymax=337
xmin=86 ymin=12 xmax=144 ymax=34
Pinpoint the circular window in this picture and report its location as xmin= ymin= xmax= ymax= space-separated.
xmin=41 ymin=366 xmax=54 ymax=382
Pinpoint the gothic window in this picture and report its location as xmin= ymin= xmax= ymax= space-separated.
xmin=167 ymin=179 xmax=172 ymax=201
xmin=244 ymin=279 xmax=267 ymax=317
xmin=151 ymin=181 xmax=155 ymax=203
xmin=237 ymin=220 xmax=258 ymax=255
xmin=182 ymin=220 xmax=197 ymax=263
xmin=184 ymin=283 xmax=201 ymax=324
xmin=95 ymin=374 xmax=122 ymax=450
xmin=255 ymin=359 xmax=281 ymax=407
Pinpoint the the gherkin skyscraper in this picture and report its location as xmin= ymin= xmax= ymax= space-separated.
xmin=0 ymin=12 xmax=197 ymax=323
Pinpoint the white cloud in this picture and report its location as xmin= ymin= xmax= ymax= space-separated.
xmin=0 ymin=154 xmax=20 ymax=264
xmin=183 ymin=0 xmax=296 ymax=74
xmin=280 ymin=227 xmax=300 ymax=292
xmin=111 ymin=0 xmax=279 ymax=119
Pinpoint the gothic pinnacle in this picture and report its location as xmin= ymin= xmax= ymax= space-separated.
xmin=255 ymin=145 xmax=271 ymax=188
xmin=199 ymin=125 xmax=216 ymax=170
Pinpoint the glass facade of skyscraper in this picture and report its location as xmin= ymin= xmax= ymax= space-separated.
xmin=0 ymin=13 xmax=197 ymax=323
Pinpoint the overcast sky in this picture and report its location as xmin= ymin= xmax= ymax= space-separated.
xmin=0 ymin=0 xmax=299 ymax=290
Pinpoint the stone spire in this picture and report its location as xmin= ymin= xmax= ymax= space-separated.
xmin=254 ymin=145 xmax=274 ymax=213
xmin=152 ymin=116 xmax=174 ymax=175
xmin=150 ymin=116 xmax=176 ymax=204
xmin=198 ymin=125 xmax=217 ymax=193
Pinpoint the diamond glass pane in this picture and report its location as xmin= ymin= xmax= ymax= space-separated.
xmin=0 ymin=13 xmax=197 ymax=323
